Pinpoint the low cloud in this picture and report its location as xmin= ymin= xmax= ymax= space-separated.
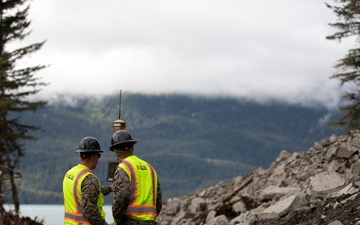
xmin=20 ymin=0 xmax=353 ymax=109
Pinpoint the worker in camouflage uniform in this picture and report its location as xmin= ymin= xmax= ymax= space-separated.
xmin=109 ymin=130 xmax=162 ymax=225
xmin=63 ymin=137 xmax=111 ymax=225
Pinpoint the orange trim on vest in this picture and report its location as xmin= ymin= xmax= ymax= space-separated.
xmin=64 ymin=166 xmax=92 ymax=224
xmin=120 ymin=157 xmax=158 ymax=221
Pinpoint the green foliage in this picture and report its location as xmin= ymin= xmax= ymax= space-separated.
xmin=0 ymin=0 xmax=47 ymax=211
xmin=13 ymin=93 xmax=342 ymax=204
xmin=326 ymin=0 xmax=360 ymax=131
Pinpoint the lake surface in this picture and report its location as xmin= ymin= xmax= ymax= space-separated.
xmin=5 ymin=204 xmax=114 ymax=225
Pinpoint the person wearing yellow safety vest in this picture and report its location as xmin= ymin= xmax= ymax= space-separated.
xmin=63 ymin=137 xmax=111 ymax=225
xmin=109 ymin=130 xmax=162 ymax=225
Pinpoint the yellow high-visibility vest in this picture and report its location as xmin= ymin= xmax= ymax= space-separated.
xmin=63 ymin=164 xmax=106 ymax=225
xmin=118 ymin=155 xmax=158 ymax=221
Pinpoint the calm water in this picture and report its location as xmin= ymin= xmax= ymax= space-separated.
xmin=5 ymin=204 xmax=114 ymax=225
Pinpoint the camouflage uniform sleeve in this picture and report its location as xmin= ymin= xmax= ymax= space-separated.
xmin=156 ymin=179 xmax=162 ymax=215
xmin=81 ymin=174 xmax=108 ymax=225
xmin=112 ymin=167 xmax=131 ymax=223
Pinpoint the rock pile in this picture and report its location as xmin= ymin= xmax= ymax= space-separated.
xmin=158 ymin=130 xmax=360 ymax=225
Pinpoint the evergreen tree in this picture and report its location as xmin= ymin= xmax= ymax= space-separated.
xmin=0 ymin=0 xmax=47 ymax=213
xmin=326 ymin=0 xmax=360 ymax=130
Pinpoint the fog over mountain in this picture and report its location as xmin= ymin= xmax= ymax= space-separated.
xmin=13 ymin=93 xmax=343 ymax=203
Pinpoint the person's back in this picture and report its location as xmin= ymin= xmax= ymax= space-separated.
xmin=63 ymin=137 xmax=108 ymax=225
xmin=109 ymin=130 xmax=162 ymax=225
xmin=63 ymin=164 xmax=92 ymax=216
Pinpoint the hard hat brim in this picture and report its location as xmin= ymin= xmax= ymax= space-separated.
xmin=109 ymin=140 xmax=137 ymax=151
xmin=75 ymin=149 xmax=104 ymax=153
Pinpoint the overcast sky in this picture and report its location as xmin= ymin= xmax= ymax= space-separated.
xmin=16 ymin=0 xmax=356 ymax=109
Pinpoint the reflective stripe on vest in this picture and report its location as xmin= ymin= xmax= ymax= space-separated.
xmin=119 ymin=156 xmax=158 ymax=221
xmin=63 ymin=164 xmax=105 ymax=225
xmin=64 ymin=212 xmax=89 ymax=224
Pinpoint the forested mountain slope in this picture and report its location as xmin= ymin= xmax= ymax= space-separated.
xmin=11 ymin=93 xmax=341 ymax=204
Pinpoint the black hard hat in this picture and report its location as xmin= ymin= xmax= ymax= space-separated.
xmin=76 ymin=137 xmax=103 ymax=153
xmin=109 ymin=130 xmax=137 ymax=151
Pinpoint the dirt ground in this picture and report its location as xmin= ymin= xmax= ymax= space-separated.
xmin=251 ymin=193 xmax=360 ymax=225
xmin=0 ymin=206 xmax=43 ymax=225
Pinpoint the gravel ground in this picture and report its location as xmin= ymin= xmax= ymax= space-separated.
xmin=251 ymin=193 xmax=360 ymax=225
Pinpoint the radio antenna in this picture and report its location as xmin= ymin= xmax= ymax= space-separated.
xmin=113 ymin=90 xmax=126 ymax=131
xmin=118 ymin=90 xmax=122 ymax=119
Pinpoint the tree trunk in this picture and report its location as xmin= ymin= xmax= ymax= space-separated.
xmin=9 ymin=170 xmax=20 ymax=214
xmin=5 ymin=154 xmax=20 ymax=214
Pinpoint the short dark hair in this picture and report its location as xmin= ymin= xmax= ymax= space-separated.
xmin=80 ymin=152 xmax=96 ymax=160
